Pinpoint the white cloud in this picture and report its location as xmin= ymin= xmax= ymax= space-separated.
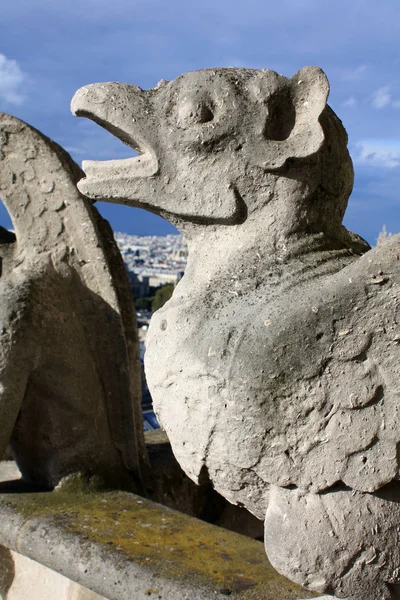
xmin=354 ymin=140 xmax=400 ymax=168
xmin=0 ymin=54 xmax=26 ymax=105
xmin=371 ymin=86 xmax=391 ymax=109
xmin=221 ymin=58 xmax=253 ymax=69
xmin=342 ymin=96 xmax=357 ymax=108
xmin=341 ymin=65 xmax=367 ymax=82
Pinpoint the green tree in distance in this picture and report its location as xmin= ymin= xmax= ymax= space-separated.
xmin=134 ymin=296 xmax=153 ymax=311
xmin=152 ymin=284 xmax=174 ymax=312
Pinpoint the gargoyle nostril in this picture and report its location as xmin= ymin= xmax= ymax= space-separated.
xmin=198 ymin=105 xmax=214 ymax=123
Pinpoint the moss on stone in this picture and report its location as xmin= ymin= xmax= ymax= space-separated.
xmin=144 ymin=429 xmax=170 ymax=445
xmin=1 ymin=489 xmax=318 ymax=599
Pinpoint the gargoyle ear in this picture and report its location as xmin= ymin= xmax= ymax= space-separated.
xmin=287 ymin=66 xmax=330 ymax=155
xmin=249 ymin=66 xmax=330 ymax=170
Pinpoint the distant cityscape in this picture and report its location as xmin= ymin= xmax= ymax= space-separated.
xmin=115 ymin=232 xmax=188 ymax=298
xmin=115 ymin=233 xmax=188 ymax=431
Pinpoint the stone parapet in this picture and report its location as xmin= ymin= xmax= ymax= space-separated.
xmin=0 ymin=462 xmax=319 ymax=600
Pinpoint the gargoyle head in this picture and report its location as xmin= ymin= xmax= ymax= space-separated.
xmin=71 ymin=67 xmax=352 ymax=229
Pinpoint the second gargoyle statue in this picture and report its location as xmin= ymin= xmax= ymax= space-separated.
xmin=72 ymin=67 xmax=400 ymax=600
xmin=0 ymin=113 xmax=148 ymax=490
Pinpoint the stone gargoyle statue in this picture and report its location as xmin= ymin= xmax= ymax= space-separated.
xmin=0 ymin=113 xmax=148 ymax=490
xmin=72 ymin=67 xmax=400 ymax=600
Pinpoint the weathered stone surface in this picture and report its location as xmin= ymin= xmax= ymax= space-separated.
xmin=265 ymin=484 xmax=400 ymax=600
xmin=71 ymin=67 xmax=400 ymax=599
xmin=0 ymin=113 xmax=148 ymax=489
xmin=144 ymin=428 xmax=264 ymax=538
xmin=0 ymin=461 xmax=317 ymax=600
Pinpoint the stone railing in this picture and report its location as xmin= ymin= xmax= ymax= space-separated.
xmin=0 ymin=455 xmax=323 ymax=600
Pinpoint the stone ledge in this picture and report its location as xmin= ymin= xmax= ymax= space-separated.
xmin=0 ymin=548 xmax=105 ymax=600
xmin=0 ymin=462 xmax=320 ymax=600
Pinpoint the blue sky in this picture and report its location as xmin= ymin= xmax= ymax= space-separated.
xmin=1 ymin=0 xmax=400 ymax=244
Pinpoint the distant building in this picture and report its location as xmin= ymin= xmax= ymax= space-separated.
xmin=148 ymin=271 xmax=183 ymax=287
xmin=114 ymin=232 xmax=187 ymax=292
xmin=139 ymin=340 xmax=160 ymax=430
xmin=143 ymin=410 xmax=160 ymax=431
xmin=128 ymin=272 xmax=150 ymax=297
xmin=114 ymin=232 xmax=187 ymax=431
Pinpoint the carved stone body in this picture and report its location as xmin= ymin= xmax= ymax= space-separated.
xmin=0 ymin=114 xmax=147 ymax=489
xmin=72 ymin=68 xmax=400 ymax=599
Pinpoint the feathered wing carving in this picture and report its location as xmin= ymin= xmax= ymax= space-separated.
xmin=215 ymin=234 xmax=400 ymax=497
xmin=0 ymin=113 xmax=148 ymax=488
xmin=292 ymin=238 xmax=400 ymax=494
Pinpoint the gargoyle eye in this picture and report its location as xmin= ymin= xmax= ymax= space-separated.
xmin=178 ymin=100 xmax=214 ymax=127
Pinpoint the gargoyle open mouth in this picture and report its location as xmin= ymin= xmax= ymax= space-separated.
xmin=71 ymin=83 xmax=159 ymax=202
xmin=71 ymin=66 xmax=332 ymax=224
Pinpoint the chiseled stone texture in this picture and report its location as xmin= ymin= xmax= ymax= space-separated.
xmin=265 ymin=484 xmax=400 ymax=600
xmin=71 ymin=67 xmax=400 ymax=599
xmin=0 ymin=113 xmax=147 ymax=490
